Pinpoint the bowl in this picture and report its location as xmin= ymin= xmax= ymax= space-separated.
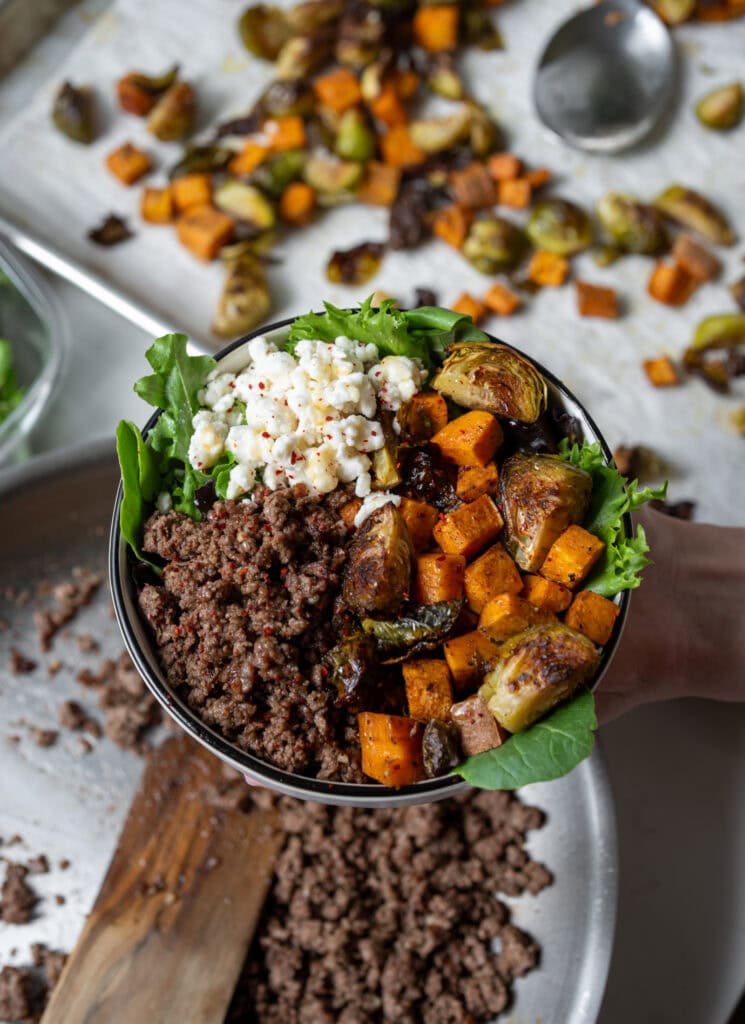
xmin=0 ymin=240 xmax=69 ymax=466
xmin=110 ymin=317 xmax=631 ymax=807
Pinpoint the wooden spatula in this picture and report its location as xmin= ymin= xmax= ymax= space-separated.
xmin=42 ymin=735 xmax=281 ymax=1024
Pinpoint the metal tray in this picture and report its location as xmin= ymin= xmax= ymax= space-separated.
xmin=0 ymin=441 xmax=618 ymax=1022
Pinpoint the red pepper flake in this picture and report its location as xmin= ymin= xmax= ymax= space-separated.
xmin=258 ymin=381 xmax=265 ymax=390
xmin=280 ymin=567 xmax=288 ymax=575
xmin=325 ymin=416 xmax=333 ymax=422
xmin=290 ymin=451 xmax=298 ymax=465
xmin=261 ymin=431 xmax=271 ymax=439
xmin=263 ymin=627 xmax=273 ymax=636
xmin=370 ymin=430 xmax=378 ymax=436
xmin=436 ymin=554 xmax=446 ymax=563
xmin=320 ymin=665 xmax=328 ymax=677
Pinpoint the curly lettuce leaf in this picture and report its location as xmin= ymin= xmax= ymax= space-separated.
xmin=559 ymin=439 xmax=667 ymax=597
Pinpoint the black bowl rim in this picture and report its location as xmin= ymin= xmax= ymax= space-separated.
xmin=110 ymin=316 xmax=631 ymax=802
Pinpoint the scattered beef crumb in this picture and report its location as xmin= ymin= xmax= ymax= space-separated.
xmin=25 ymin=856 xmax=49 ymax=876
xmin=227 ymin=789 xmax=552 ymax=1024
xmin=6 ymin=735 xmax=20 ymax=746
xmin=46 ymin=660 xmax=62 ymax=678
xmin=0 ymin=945 xmax=68 ymax=1023
xmin=29 ymin=728 xmax=58 ymax=749
xmin=57 ymin=700 xmax=101 ymax=738
xmin=0 ymin=863 xmax=37 ymax=925
xmin=75 ymin=634 xmax=99 ymax=654
xmin=8 ymin=649 xmax=36 ymax=675
xmin=54 ymin=895 xmax=66 ymax=906
xmin=73 ymin=651 xmax=161 ymax=754
xmin=58 ymin=860 xmax=70 ymax=872
xmin=3 ymin=836 xmax=22 ymax=847
xmin=30 ymin=945 xmax=67 ymax=991
xmin=34 ymin=568 xmax=102 ymax=652
xmin=78 ymin=738 xmax=93 ymax=755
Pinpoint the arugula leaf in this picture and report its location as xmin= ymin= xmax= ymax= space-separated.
xmin=559 ymin=439 xmax=667 ymax=597
xmin=116 ymin=420 xmax=160 ymax=567
xmin=213 ymin=451 xmax=238 ymax=499
xmin=455 ymin=690 xmax=597 ymax=789
xmin=287 ymin=297 xmax=488 ymax=370
xmin=0 ymin=339 xmax=24 ymax=423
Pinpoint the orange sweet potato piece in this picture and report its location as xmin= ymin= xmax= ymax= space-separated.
xmin=648 ymin=261 xmax=697 ymax=305
xmin=140 ymin=186 xmax=173 ymax=224
xmin=478 ymin=593 xmax=556 ymax=641
xmin=392 ymin=69 xmax=420 ymax=98
xmin=433 ymin=495 xmax=504 ymax=560
xmin=380 ymin=125 xmax=425 ymax=167
xmin=171 ymin=172 xmax=212 ymax=212
xmin=228 ymin=141 xmax=268 ymax=177
xmin=451 ymin=293 xmax=486 ymax=324
xmin=314 ymin=68 xmax=363 ymax=114
xmin=369 ymin=86 xmax=408 ymax=129
xmin=432 ymin=410 xmax=503 ymax=467
xmin=432 ymin=204 xmax=472 ymax=249
xmin=671 ymin=233 xmax=721 ymax=282
xmin=358 ymin=713 xmax=425 ymax=787
xmin=528 ymin=249 xmax=569 ymax=287
xmin=497 ymin=178 xmax=532 ymax=209
xmin=463 ymin=542 xmax=522 ymax=613
xmin=449 ymin=162 xmax=496 ymax=209
xmin=263 ymin=116 xmax=306 ymax=151
xmin=576 ymin=280 xmax=619 ymax=319
xmin=117 ymin=74 xmax=158 ymax=116
xmin=524 ymin=167 xmax=551 ymax=188
xmin=413 ymin=5 xmax=459 ymax=51
xmin=403 ymin=660 xmax=454 ymax=721
xmin=483 ymin=282 xmax=521 ymax=316
xmin=540 ymin=525 xmax=605 ymax=589
xmin=176 ymin=204 xmax=235 ymax=262
xmin=413 ymin=553 xmax=466 ymax=604
xmin=105 ymin=142 xmax=152 ymax=185
xmin=403 ymin=392 xmax=449 ymax=440
xmin=279 ymin=181 xmax=316 ymax=225
xmin=487 ymin=153 xmax=522 ymax=181
xmin=565 ymin=590 xmax=620 ymax=645
xmin=450 ymin=694 xmax=508 ymax=755
xmin=456 ymin=463 xmax=499 ymax=503
xmin=443 ymin=631 xmax=501 ymax=691
xmin=399 ymin=497 xmax=439 ymax=552
xmin=521 ymin=574 xmax=572 ymax=613
xmin=340 ymin=498 xmax=362 ymax=529
xmin=643 ymin=356 xmax=679 ymax=387
xmin=357 ymin=161 xmax=401 ymax=206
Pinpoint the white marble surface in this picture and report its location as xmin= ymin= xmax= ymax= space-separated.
xmin=1 ymin=3 xmax=745 ymax=1023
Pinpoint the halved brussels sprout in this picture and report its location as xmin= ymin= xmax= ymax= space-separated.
xmin=526 ymin=198 xmax=592 ymax=255
xmin=219 ymin=231 xmax=279 ymax=261
xmin=304 ymin=153 xmax=364 ymax=204
xmin=431 ymin=343 xmax=548 ymax=424
xmin=258 ymin=79 xmax=315 ymax=119
xmin=654 ymin=185 xmax=735 ymax=246
xmin=695 ymin=82 xmax=743 ymax=131
xmin=467 ymin=100 xmax=502 ymax=157
xmin=361 ymin=599 xmax=463 ymax=660
xmin=251 ymin=149 xmax=306 ymax=197
xmin=214 ymin=182 xmax=276 ymax=229
xmin=212 ymin=256 xmax=271 ymax=339
xmin=596 ymin=192 xmax=667 ymax=254
xmin=463 ymin=217 xmax=527 ymax=274
xmin=335 ymin=108 xmax=376 ymax=162
xmin=336 ymin=6 xmax=385 ymax=67
xmin=327 ymin=242 xmax=385 ymax=285
xmin=147 ymin=81 xmax=195 ymax=141
xmin=409 ymin=108 xmax=472 ymax=154
xmin=52 ymin=82 xmax=96 ymax=144
xmin=690 ymin=313 xmax=745 ymax=352
xmin=238 ymin=4 xmax=292 ymax=59
xmin=426 ymin=53 xmax=464 ymax=99
xmin=500 ymin=452 xmax=592 ymax=571
xmin=343 ymin=504 xmax=414 ymax=616
xmin=462 ymin=8 xmax=503 ymax=49
xmin=372 ymin=410 xmax=400 ymax=488
xmin=285 ymin=0 xmax=343 ymax=32
xmin=275 ymin=30 xmax=334 ymax=80
xmin=480 ymin=624 xmax=600 ymax=733
xmin=327 ymin=632 xmax=379 ymax=711
xmin=422 ymin=720 xmax=461 ymax=777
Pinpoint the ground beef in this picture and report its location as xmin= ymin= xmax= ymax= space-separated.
xmin=0 ymin=945 xmax=67 ymax=1024
xmin=227 ymin=789 xmax=552 ymax=1024
xmin=8 ymin=649 xmax=36 ymax=675
xmin=33 ymin=568 xmax=102 ymax=652
xmin=76 ymin=652 xmax=162 ymax=754
xmin=139 ymin=485 xmax=362 ymax=781
xmin=57 ymin=700 xmax=101 ymax=738
xmin=0 ymin=863 xmax=37 ymax=925
xmin=29 ymin=728 xmax=58 ymax=749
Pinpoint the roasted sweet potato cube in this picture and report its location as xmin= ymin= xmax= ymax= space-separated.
xmin=279 ymin=181 xmax=316 ymax=225
xmin=647 ymin=261 xmax=697 ymax=305
xmin=399 ymin=497 xmax=439 ymax=552
xmin=456 ymin=463 xmax=499 ymax=503
xmin=413 ymin=553 xmax=466 ymax=604
xmin=463 ymin=542 xmax=523 ymax=613
xmin=524 ymin=167 xmax=551 ymax=188
xmin=403 ymin=392 xmax=449 ymax=440
xmin=140 ymin=186 xmax=173 ymax=224
xmin=358 ymin=713 xmax=425 ymax=787
xmin=433 ymin=495 xmax=504 ymax=560
xmin=105 ymin=142 xmax=152 ymax=185
xmin=413 ymin=4 xmax=459 ymax=51
xmin=357 ymin=161 xmax=401 ymax=206
xmin=449 ymin=162 xmax=496 ymax=209
xmin=432 ymin=410 xmax=503 ymax=467
xmin=497 ymin=178 xmax=532 ymax=209
xmin=540 ymin=525 xmax=605 ymax=589
xmin=450 ymin=694 xmax=508 ymax=756
xmin=443 ymin=630 xmax=501 ymax=691
xmin=171 ymin=172 xmax=212 ymax=212
xmin=380 ymin=126 xmax=426 ymax=168
xmin=483 ymin=282 xmax=521 ymax=316
xmin=672 ymin=233 xmax=721 ymax=282
xmin=403 ymin=660 xmax=454 ymax=721
xmin=451 ymin=293 xmax=486 ymax=324
xmin=528 ymin=249 xmax=569 ymax=287
xmin=487 ymin=153 xmax=522 ymax=181
xmin=576 ymin=280 xmax=619 ymax=319
xmin=521 ymin=574 xmax=572 ymax=613
xmin=565 ymin=590 xmax=620 ymax=645
xmin=263 ymin=116 xmax=306 ymax=151
xmin=369 ymin=86 xmax=408 ymax=129
xmin=340 ymin=498 xmax=362 ymax=529
xmin=478 ymin=593 xmax=556 ymax=641
xmin=643 ymin=356 xmax=679 ymax=388
xmin=432 ymin=205 xmax=472 ymax=249
xmin=117 ymin=74 xmax=158 ymax=116
xmin=176 ymin=205 xmax=235 ymax=262
xmin=228 ymin=141 xmax=268 ymax=177
xmin=313 ymin=67 xmax=363 ymax=113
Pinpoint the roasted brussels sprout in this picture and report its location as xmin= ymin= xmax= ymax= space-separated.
xmin=327 ymin=633 xmax=379 ymax=710
xmin=285 ymin=0 xmax=343 ymax=32
xmin=214 ymin=182 xmax=276 ymax=229
xmin=117 ymin=64 xmax=179 ymax=116
xmin=361 ymin=599 xmax=463 ymax=660
xmin=359 ymin=52 xmax=394 ymax=102
xmin=463 ymin=217 xmax=527 ymax=274
xmin=595 ymin=192 xmax=667 ymax=254
xmin=238 ymin=4 xmax=292 ymax=59
xmin=212 ymin=255 xmax=271 ymax=339
xmin=168 ymin=145 xmax=232 ymax=179
xmin=275 ymin=29 xmax=334 ymax=80
xmin=467 ymin=100 xmax=502 ymax=157
xmin=695 ymin=82 xmax=743 ymax=131
xmin=462 ymin=8 xmax=503 ymax=50
xmin=422 ymin=720 xmax=461 ymax=777
xmin=409 ymin=109 xmax=472 ymax=154
xmin=651 ymin=0 xmax=695 ymax=24
xmin=87 ymin=214 xmax=133 ymax=247
xmin=426 ymin=53 xmax=464 ymax=99
xmin=500 ymin=452 xmax=592 ymax=572
xmin=690 ymin=313 xmax=745 ymax=352
xmin=343 ymin=504 xmax=414 ymax=616
xmin=396 ymin=444 xmax=459 ymax=512
xmin=431 ymin=343 xmax=548 ymax=424
xmin=327 ymin=241 xmax=385 ymax=285
xmin=252 ymin=149 xmax=306 ymax=197
xmin=526 ymin=199 xmax=592 ymax=256
xmin=52 ymin=82 xmax=97 ymax=144
xmin=303 ymin=153 xmax=364 ymax=204
xmin=592 ymin=244 xmax=622 ymax=268
xmin=336 ymin=6 xmax=386 ymax=68
xmin=372 ymin=410 xmax=401 ymax=488
xmin=147 ymin=81 xmax=196 ymax=141
xmin=480 ymin=624 xmax=600 ymax=733
xmin=654 ymin=185 xmax=735 ymax=247
xmin=335 ymin=108 xmax=376 ymax=161
xmin=257 ymin=79 xmax=316 ymax=119
xmin=389 ymin=180 xmax=438 ymax=251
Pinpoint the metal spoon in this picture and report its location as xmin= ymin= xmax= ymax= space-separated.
xmin=534 ymin=0 xmax=676 ymax=153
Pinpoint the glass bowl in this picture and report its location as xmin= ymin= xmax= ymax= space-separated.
xmin=0 ymin=240 xmax=69 ymax=466
xmin=110 ymin=317 xmax=630 ymax=807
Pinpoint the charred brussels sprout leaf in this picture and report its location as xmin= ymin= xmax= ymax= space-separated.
xmin=654 ymin=185 xmax=735 ymax=247
xmin=500 ymin=452 xmax=592 ymax=572
xmin=327 ymin=633 xmax=379 ymax=711
xmin=423 ymin=720 xmax=462 ymax=778
xmin=526 ymin=198 xmax=592 ymax=256
xmin=343 ymin=505 xmax=414 ymax=616
xmin=275 ymin=29 xmax=335 ymax=80
xmin=361 ymin=599 xmax=463 ymax=660
xmin=479 ymin=624 xmax=600 ymax=733
xmin=695 ymin=82 xmax=743 ymax=131
xmin=327 ymin=242 xmax=385 ymax=285
xmin=596 ymin=192 xmax=667 ymax=254
xmin=252 ymin=149 xmax=307 ymax=197
xmin=690 ymin=313 xmax=745 ymax=352
xmin=52 ymin=82 xmax=97 ymax=144
xmin=409 ymin=109 xmax=472 ymax=154
xmin=286 ymin=0 xmax=343 ymax=32
xmin=432 ymin=343 xmax=548 ymax=424
xmin=214 ymin=182 xmax=276 ymax=229
xmin=212 ymin=255 xmax=271 ymax=339
xmin=462 ymin=8 xmax=503 ymax=50
xmin=396 ymin=444 xmax=459 ymax=511
xmin=463 ymin=217 xmax=527 ymax=273
xmin=426 ymin=53 xmax=464 ymax=99
xmin=169 ymin=145 xmax=233 ymax=179
xmin=336 ymin=5 xmax=386 ymax=67
xmin=303 ymin=153 xmax=363 ymax=204
xmin=238 ymin=4 xmax=292 ymax=60
xmin=87 ymin=214 xmax=133 ymax=247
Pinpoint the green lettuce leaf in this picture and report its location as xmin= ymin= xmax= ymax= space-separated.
xmin=559 ymin=439 xmax=667 ymax=597
xmin=455 ymin=689 xmax=597 ymax=789
xmin=116 ymin=420 xmax=160 ymax=567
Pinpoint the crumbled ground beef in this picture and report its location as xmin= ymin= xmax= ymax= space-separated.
xmin=139 ymin=485 xmax=362 ymax=780
xmin=0 ymin=945 xmax=68 ymax=1024
xmin=227 ymin=789 xmax=552 ymax=1024
xmin=0 ymin=863 xmax=37 ymax=925
xmin=75 ymin=652 xmax=162 ymax=754
xmin=24 ymin=856 xmax=49 ymax=876
xmin=29 ymin=728 xmax=58 ymax=748
xmin=34 ymin=568 xmax=102 ymax=652
xmin=57 ymin=700 xmax=101 ymax=738
xmin=8 ymin=649 xmax=36 ymax=675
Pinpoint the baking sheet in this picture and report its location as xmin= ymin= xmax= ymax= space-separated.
xmin=0 ymin=441 xmax=618 ymax=1023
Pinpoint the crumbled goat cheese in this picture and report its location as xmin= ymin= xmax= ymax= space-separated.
xmin=156 ymin=491 xmax=173 ymax=513
xmin=189 ymin=335 xmax=426 ymax=499
xmin=353 ymin=491 xmax=401 ymax=528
